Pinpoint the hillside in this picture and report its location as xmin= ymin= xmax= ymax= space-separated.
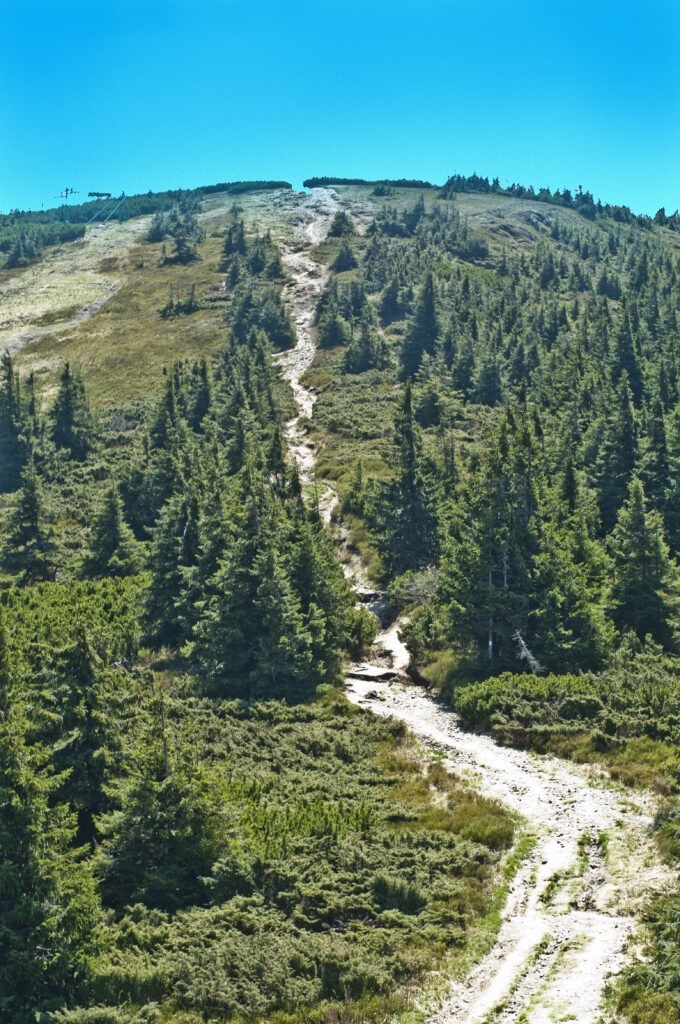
xmin=0 ymin=178 xmax=678 ymax=1024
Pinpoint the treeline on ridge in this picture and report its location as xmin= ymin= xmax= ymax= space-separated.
xmin=0 ymin=180 xmax=292 ymax=268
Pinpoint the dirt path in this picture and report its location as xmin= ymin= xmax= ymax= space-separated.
xmin=274 ymin=188 xmax=373 ymax=483
xmin=277 ymin=193 xmax=674 ymax=1024
xmin=0 ymin=216 xmax=149 ymax=357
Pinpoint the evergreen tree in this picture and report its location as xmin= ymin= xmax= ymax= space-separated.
xmin=593 ymin=375 xmax=638 ymax=532
xmin=188 ymin=357 xmax=211 ymax=430
xmin=268 ymin=424 xmax=288 ymax=489
xmin=343 ymin=320 xmax=387 ymax=373
xmin=145 ymin=494 xmax=196 ymax=646
xmin=252 ymin=541 xmax=317 ymax=694
xmin=610 ymin=310 xmax=642 ymax=405
xmin=379 ymin=277 xmax=402 ymax=325
xmin=8 ymin=459 xmax=51 ymax=580
xmin=50 ymin=362 xmax=94 ymax=460
xmin=472 ymin=349 xmax=503 ymax=405
xmin=0 ymin=351 xmax=26 ymax=492
xmin=639 ymin=396 xmax=669 ymax=510
xmin=99 ymin=683 xmax=230 ymax=911
xmin=289 ymin=516 xmax=356 ymax=675
xmin=327 ymin=211 xmax=356 ymax=237
xmin=528 ymin=519 xmax=612 ymax=671
xmin=400 ymin=273 xmax=439 ymax=379
xmin=608 ymin=478 xmax=679 ymax=647
xmin=11 ymin=458 xmax=44 ymax=548
xmin=439 ymin=412 xmax=539 ymax=664
xmin=0 ymin=613 xmax=100 ymax=1021
xmin=45 ymin=632 xmax=126 ymax=842
xmin=333 ymin=239 xmax=357 ymax=272
xmin=379 ymin=382 xmax=439 ymax=574
xmin=82 ymin=485 xmax=138 ymax=578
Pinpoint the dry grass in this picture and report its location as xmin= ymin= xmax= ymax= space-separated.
xmin=11 ymin=188 xmax=303 ymax=409
xmin=15 ymin=209 xmax=236 ymax=407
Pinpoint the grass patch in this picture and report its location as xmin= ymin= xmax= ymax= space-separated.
xmin=31 ymin=303 xmax=81 ymax=326
xmin=21 ymin=231 xmax=228 ymax=408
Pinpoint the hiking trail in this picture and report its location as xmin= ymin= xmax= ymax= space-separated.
xmin=276 ymin=191 xmax=674 ymax=1024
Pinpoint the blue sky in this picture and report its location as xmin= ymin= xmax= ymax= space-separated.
xmin=2 ymin=0 xmax=678 ymax=215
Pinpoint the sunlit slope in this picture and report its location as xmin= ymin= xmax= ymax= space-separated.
xmin=8 ymin=183 xmax=679 ymax=409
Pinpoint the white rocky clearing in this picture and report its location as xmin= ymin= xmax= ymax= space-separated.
xmin=0 ymin=216 xmax=149 ymax=356
xmin=275 ymin=190 xmax=675 ymax=1024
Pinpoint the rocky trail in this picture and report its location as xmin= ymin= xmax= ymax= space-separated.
xmin=276 ymin=193 xmax=675 ymax=1024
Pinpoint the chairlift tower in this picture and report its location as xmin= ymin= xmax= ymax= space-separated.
xmin=55 ymin=187 xmax=78 ymax=222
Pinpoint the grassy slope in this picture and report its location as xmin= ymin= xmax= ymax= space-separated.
xmin=1 ymin=186 xmax=525 ymax=1024
xmin=11 ymin=189 xmax=295 ymax=408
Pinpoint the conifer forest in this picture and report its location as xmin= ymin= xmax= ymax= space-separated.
xmin=0 ymin=177 xmax=678 ymax=1024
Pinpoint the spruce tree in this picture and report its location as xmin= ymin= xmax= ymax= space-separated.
xmin=145 ymin=495 xmax=195 ymax=647
xmin=83 ymin=485 xmax=138 ymax=578
xmin=400 ymin=273 xmax=439 ymax=379
xmin=9 ymin=459 xmax=51 ymax=580
xmin=252 ymin=541 xmax=316 ymax=694
xmin=46 ymin=632 xmax=125 ymax=842
xmin=610 ymin=310 xmax=642 ymax=405
xmin=379 ymin=277 xmax=402 ymax=325
xmin=0 ymin=613 xmax=100 ymax=1020
xmin=594 ymin=374 xmax=638 ymax=532
xmin=50 ymin=361 xmax=94 ymax=460
xmin=0 ymin=352 xmax=26 ymax=491
xmin=98 ymin=682 xmax=229 ymax=911
xmin=333 ymin=239 xmax=357 ymax=272
xmin=12 ymin=458 xmax=44 ymax=548
xmin=380 ymin=382 xmax=439 ymax=574
xmin=608 ymin=478 xmax=679 ymax=647
xmin=639 ymin=396 xmax=669 ymax=510
xmin=529 ymin=520 xmax=612 ymax=671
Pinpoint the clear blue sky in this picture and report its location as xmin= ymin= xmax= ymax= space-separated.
xmin=2 ymin=0 xmax=678 ymax=215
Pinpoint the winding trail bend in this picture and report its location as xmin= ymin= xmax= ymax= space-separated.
xmin=276 ymin=192 xmax=674 ymax=1024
